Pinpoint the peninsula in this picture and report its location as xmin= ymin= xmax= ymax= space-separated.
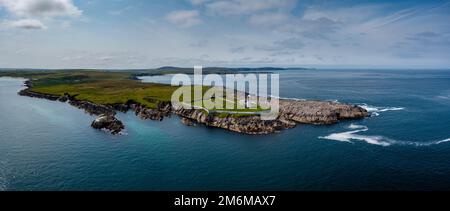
xmin=0 ymin=69 xmax=368 ymax=135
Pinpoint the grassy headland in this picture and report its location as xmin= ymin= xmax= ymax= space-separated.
xmin=0 ymin=69 xmax=268 ymax=113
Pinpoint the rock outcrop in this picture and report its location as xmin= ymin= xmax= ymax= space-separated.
xmin=131 ymin=103 xmax=171 ymax=121
xmin=174 ymin=108 xmax=295 ymax=134
xmin=278 ymin=99 xmax=368 ymax=124
xmin=69 ymin=100 xmax=116 ymax=116
xmin=91 ymin=114 xmax=124 ymax=134
xmin=172 ymin=99 xmax=368 ymax=135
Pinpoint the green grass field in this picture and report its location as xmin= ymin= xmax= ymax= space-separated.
xmin=1 ymin=70 xmax=268 ymax=114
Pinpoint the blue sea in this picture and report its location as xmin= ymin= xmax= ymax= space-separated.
xmin=1 ymin=69 xmax=450 ymax=191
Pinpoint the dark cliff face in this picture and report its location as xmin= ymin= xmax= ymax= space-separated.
xmin=18 ymin=81 xmax=368 ymax=135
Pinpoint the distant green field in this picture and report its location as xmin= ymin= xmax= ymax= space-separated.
xmin=0 ymin=70 xmax=267 ymax=114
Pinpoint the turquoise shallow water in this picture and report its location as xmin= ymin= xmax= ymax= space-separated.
xmin=1 ymin=69 xmax=450 ymax=191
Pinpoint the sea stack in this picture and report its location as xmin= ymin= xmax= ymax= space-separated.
xmin=91 ymin=114 xmax=125 ymax=135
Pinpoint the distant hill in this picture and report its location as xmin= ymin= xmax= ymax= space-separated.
xmin=155 ymin=66 xmax=285 ymax=71
xmin=132 ymin=66 xmax=314 ymax=76
xmin=1 ymin=66 xmax=315 ymax=76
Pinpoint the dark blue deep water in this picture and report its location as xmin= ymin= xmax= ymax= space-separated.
xmin=1 ymin=69 xmax=450 ymax=191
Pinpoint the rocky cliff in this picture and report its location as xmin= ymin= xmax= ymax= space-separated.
xmin=173 ymin=99 xmax=368 ymax=135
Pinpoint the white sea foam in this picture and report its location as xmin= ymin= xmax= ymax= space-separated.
xmin=437 ymin=95 xmax=450 ymax=100
xmin=347 ymin=124 xmax=366 ymax=129
xmin=100 ymin=128 xmax=128 ymax=136
xmin=371 ymin=112 xmax=380 ymax=117
xmin=378 ymin=107 xmax=404 ymax=112
xmin=435 ymin=138 xmax=450 ymax=144
xmin=399 ymin=138 xmax=450 ymax=147
xmin=319 ymin=124 xmax=391 ymax=146
xmin=319 ymin=124 xmax=450 ymax=147
xmin=358 ymin=103 xmax=405 ymax=116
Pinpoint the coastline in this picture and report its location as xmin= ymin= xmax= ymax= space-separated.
xmin=16 ymin=78 xmax=368 ymax=135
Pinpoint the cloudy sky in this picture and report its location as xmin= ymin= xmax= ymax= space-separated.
xmin=0 ymin=0 xmax=449 ymax=69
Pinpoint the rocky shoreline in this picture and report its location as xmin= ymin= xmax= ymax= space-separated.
xmin=18 ymin=81 xmax=368 ymax=135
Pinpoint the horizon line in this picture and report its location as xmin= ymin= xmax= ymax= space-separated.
xmin=1 ymin=66 xmax=450 ymax=71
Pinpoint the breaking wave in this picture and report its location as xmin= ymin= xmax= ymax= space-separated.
xmin=319 ymin=124 xmax=450 ymax=147
xmin=358 ymin=103 xmax=405 ymax=117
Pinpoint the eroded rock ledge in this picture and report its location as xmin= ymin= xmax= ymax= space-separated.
xmin=18 ymin=83 xmax=368 ymax=135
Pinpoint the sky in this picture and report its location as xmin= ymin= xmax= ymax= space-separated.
xmin=0 ymin=0 xmax=449 ymax=69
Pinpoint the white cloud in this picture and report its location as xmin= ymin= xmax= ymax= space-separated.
xmin=0 ymin=0 xmax=82 ymax=18
xmin=5 ymin=18 xmax=46 ymax=29
xmin=0 ymin=0 xmax=82 ymax=30
xmin=166 ymin=10 xmax=202 ymax=28
xmin=1 ymin=1 xmax=449 ymax=68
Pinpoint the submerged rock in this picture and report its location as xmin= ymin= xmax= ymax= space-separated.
xmin=180 ymin=117 xmax=195 ymax=126
xmin=91 ymin=114 xmax=124 ymax=135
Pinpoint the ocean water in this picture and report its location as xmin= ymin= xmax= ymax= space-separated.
xmin=1 ymin=69 xmax=450 ymax=191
